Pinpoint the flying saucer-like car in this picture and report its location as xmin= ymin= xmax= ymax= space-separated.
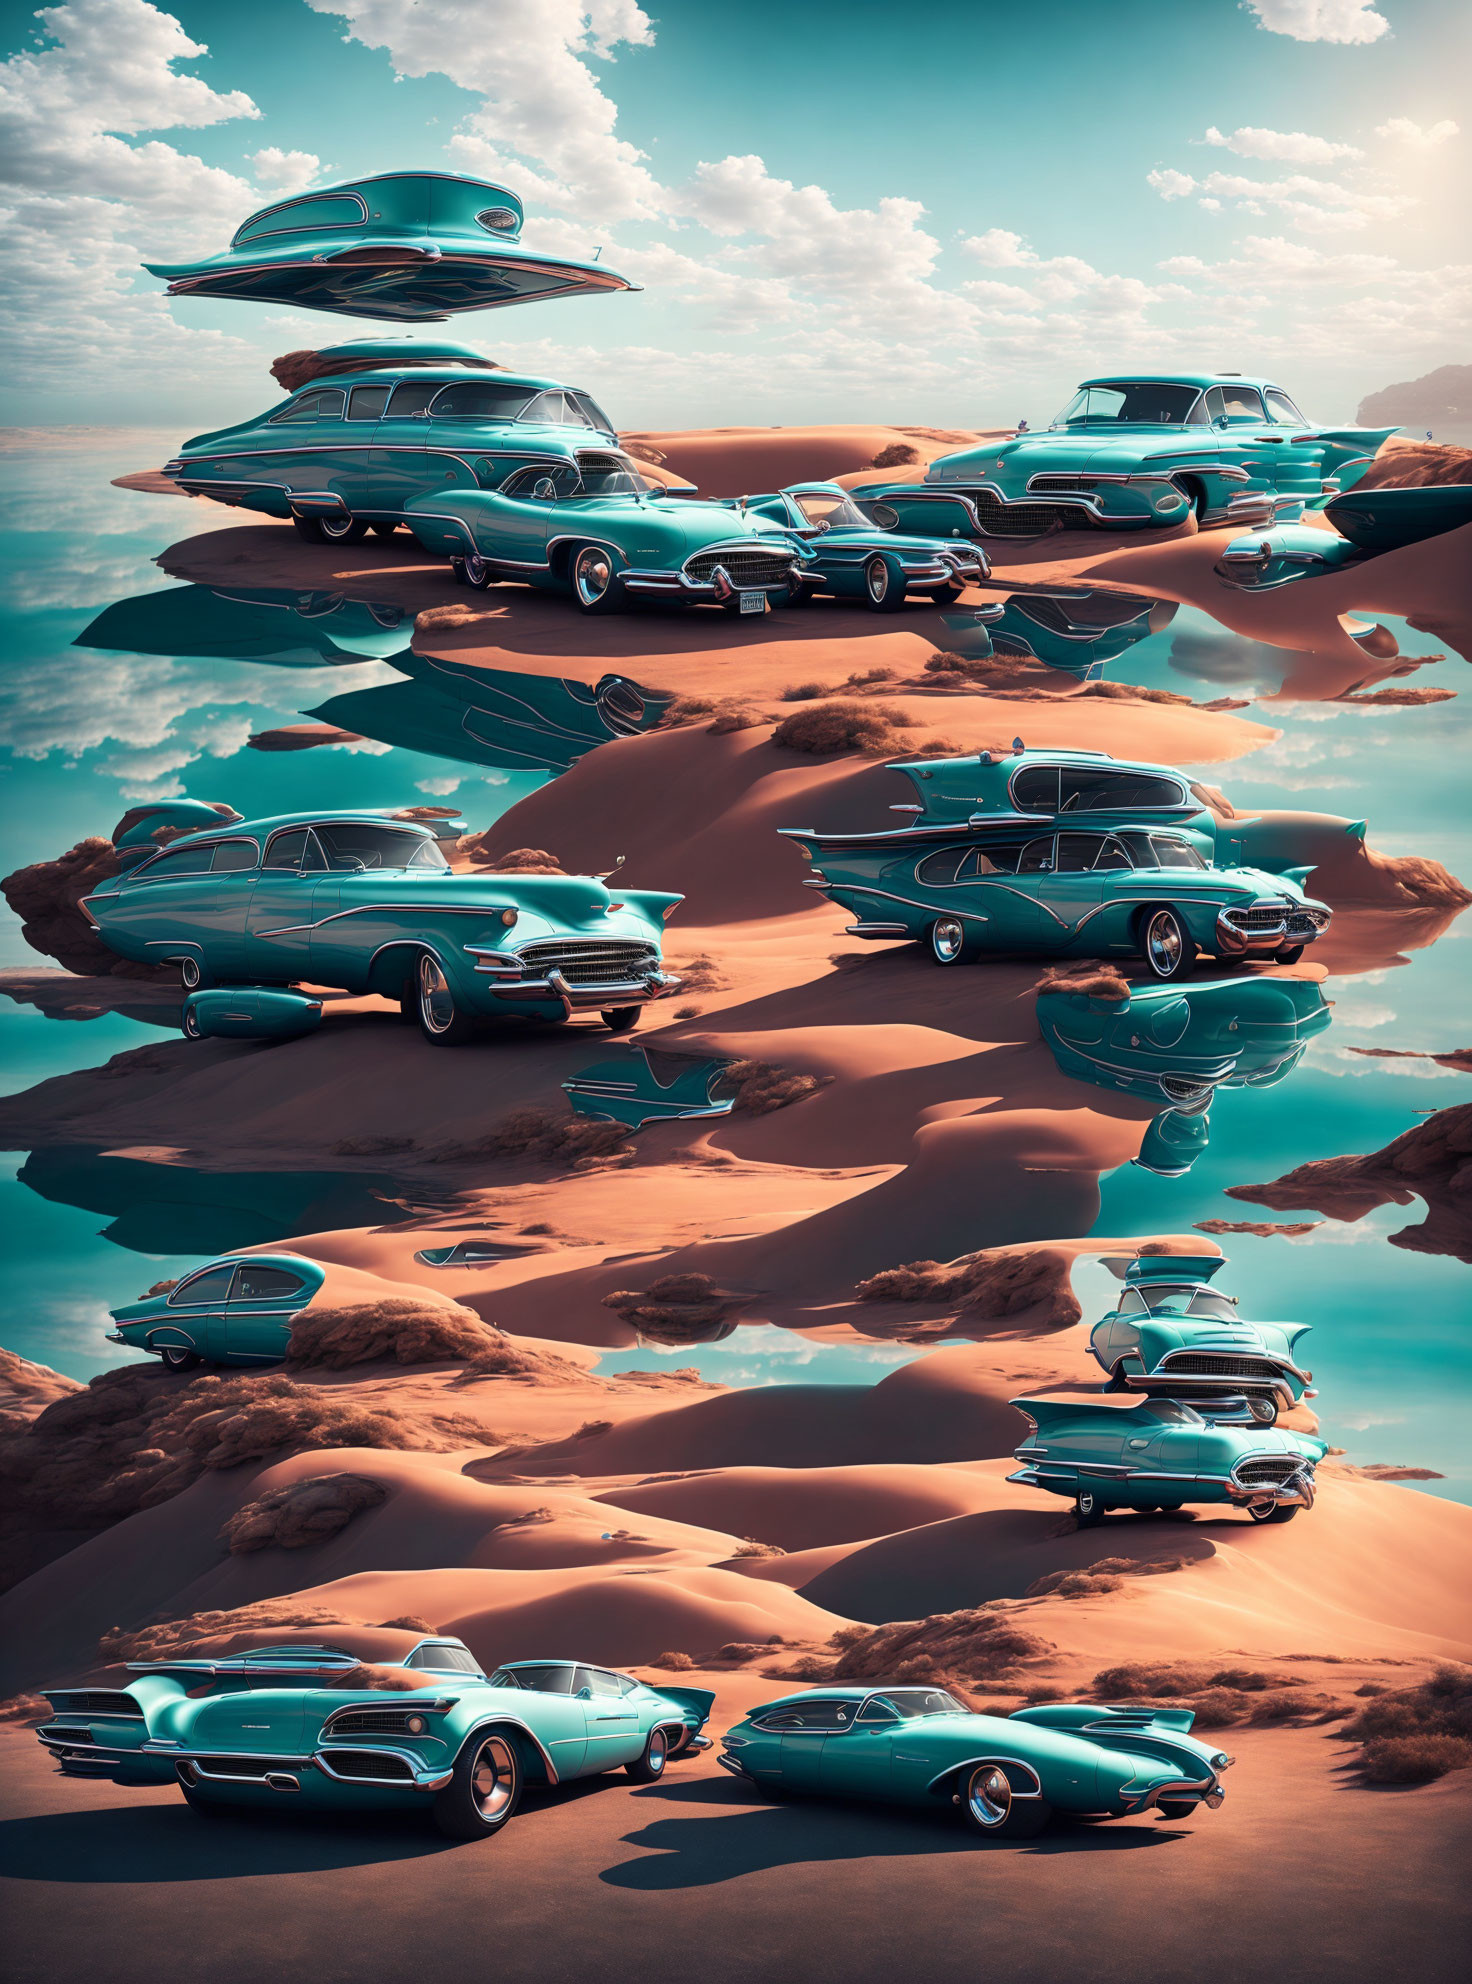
xmin=144 ymin=172 xmax=638 ymax=322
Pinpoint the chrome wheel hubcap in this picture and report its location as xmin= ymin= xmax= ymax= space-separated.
xmin=933 ymin=918 xmax=964 ymax=962
xmin=470 ymin=1737 xmax=516 ymax=1820
xmin=866 ymin=558 xmax=888 ymax=601
xmin=968 ymin=1766 xmax=1011 ymax=1828
xmin=321 ymin=516 xmax=353 ymax=540
xmin=465 ymin=554 xmax=488 ymax=586
xmin=180 ymin=957 xmax=201 ymax=989
xmin=418 ymin=954 xmax=455 ymax=1034
xmin=1147 ymin=912 xmax=1182 ymax=973
xmin=649 ymin=1731 xmax=667 ymax=1774
xmin=577 ymin=550 xmax=612 ymax=602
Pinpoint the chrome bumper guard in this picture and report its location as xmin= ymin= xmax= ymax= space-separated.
xmin=845 ymin=921 xmax=910 ymax=939
xmin=716 ymin=1753 xmax=751 ymax=1779
xmin=468 ymin=958 xmax=682 ymax=1013
xmin=1226 ymin=1466 xmax=1316 ymax=1509
xmin=1215 ymin=904 xmax=1330 ymax=955
xmin=1124 ymin=1774 xmax=1225 ymax=1815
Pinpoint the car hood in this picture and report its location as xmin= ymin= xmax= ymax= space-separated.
xmin=928 ymin=430 xmax=1211 ymax=480
xmin=1198 ymin=1426 xmax=1328 ymax=1467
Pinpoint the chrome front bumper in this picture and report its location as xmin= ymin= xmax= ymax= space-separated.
xmin=470 ymin=962 xmax=682 ymax=1015
xmin=1215 ymin=903 xmax=1331 ymax=956
xmin=1226 ymin=1466 xmax=1316 ymax=1509
xmin=39 ymin=1728 xmax=454 ymax=1794
xmin=1122 ymin=1773 xmax=1226 ymax=1816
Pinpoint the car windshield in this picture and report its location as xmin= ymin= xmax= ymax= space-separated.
xmin=1118 ymin=832 xmax=1206 ymax=871
xmin=1131 ymin=1282 xmax=1235 ymax=1320
xmin=869 ymin=1689 xmax=966 ymax=1718
xmin=794 ymin=490 xmax=870 ymax=530
xmin=1053 ymin=382 xmax=1204 ymax=427
xmin=576 ymin=460 xmax=648 ymax=496
xmin=313 ymin=824 xmax=447 ymax=871
xmin=1140 ymin=1399 xmax=1206 ymax=1426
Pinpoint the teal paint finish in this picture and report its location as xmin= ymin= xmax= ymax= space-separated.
xmin=107 ymin=1250 xmax=327 ymax=1366
xmin=1087 ymin=1253 xmax=1314 ymax=1415
xmin=563 ymin=1044 xmax=737 ymax=1128
xmin=857 ymin=374 xmax=1397 ymax=541
xmin=1325 ymin=483 xmax=1472 ymax=553
xmin=81 ymin=809 xmax=682 ymax=1033
xmin=144 ymin=173 xmax=639 ymax=323
xmin=1214 ymin=522 xmax=1368 ymax=591
xmin=79 ymin=585 xmax=414 ymax=667
xmin=1010 ymin=1395 xmax=1327 ymax=1519
xmin=977 ymin=590 xmax=1177 ymax=679
xmin=719 ymin=1686 xmax=1232 ymax=1826
xmin=737 ymin=483 xmax=987 ymax=605
xmin=38 ymin=1639 xmax=713 ymax=1827
xmin=182 ymin=987 xmax=324 ymax=1040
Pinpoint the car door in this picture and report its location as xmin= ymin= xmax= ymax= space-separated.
xmin=261 ymin=386 xmax=348 ymax=501
xmin=223 ymin=1259 xmax=311 ymax=1362
xmin=1203 ymin=384 xmax=1273 ymax=501
xmin=369 ymin=377 xmax=435 ymax=513
xmin=777 ymin=1697 xmax=853 ymax=1788
xmin=194 ymin=837 xmax=261 ymax=980
xmin=1049 ymin=832 xmax=1111 ymax=935
xmin=820 ymin=1697 xmax=898 ymax=1797
xmin=245 ymin=827 xmax=328 ymax=981
xmin=162 ymin=1263 xmax=238 ymax=1360
xmin=1010 ymin=834 xmax=1062 ymax=948
xmin=493 ymin=1663 xmax=586 ymax=1775
xmin=487 ymin=466 xmax=567 ymax=567
xmin=341 ymin=380 xmax=393 ymax=513
xmin=114 ymin=839 xmax=222 ymax=972
xmin=574 ymin=1666 xmax=643 ymax=1769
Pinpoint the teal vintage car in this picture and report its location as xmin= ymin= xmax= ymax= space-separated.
xmin=144 ymin=171 xmax=638 ymax=323
xmin=1010 ymin=1395 xmax=1328 ymax=1525
xmin=981 ymin=589 xmax=1176 ymax=679
xmin=409 ymin=455 xmax=810 ymax=614
xmin=80 ymin=809 xmax=683 ymax=1043
xmin=783 ymin=812 xmax=1332 ymax=977
xmin=160 ymin=344 xmax=695 ymax=545
xmin=1214 ymin=521 xmax=1368 ymax=591
xmin=718 ymin=1686 xmax=1233 ymax=1834
xmin=857 ymin=374 xmax=1395 ymax=540
xmin=1088 ymin=1254 xmax=1315 ymax=1422
xmin=106 ymin=1251 xmax=328 ymax=1371
xmin=36 ymin=1638 xmax=713 ymax=1839
xmin=731 ymin=483 xmax=988 ymax=608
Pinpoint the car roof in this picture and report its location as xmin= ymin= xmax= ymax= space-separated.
xmin=185 ymin=1251 xmax=323 ymax=1274
xmin=155 ymin=810 xmax=445 ymax=850
xmin=1077 ymin=372 xmax=1283 ymax=393
xmin=497 ymin=1658 xmax=640 ymax=1677
xmin=292 ymin=368 xmax=576 ymax=393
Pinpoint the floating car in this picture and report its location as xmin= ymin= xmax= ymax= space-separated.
xmin=160 ymin=344 xmax=696 ymax=544
xmin=36 ymin=1638 xmax=713 ymax=1839
xmin=563 ymin=1044 xmax=738 ymax=1127
xmin=1009 ymin=1395 xmax=1327 ymax=1525
xmin=78 ymin=583 xmax=413 ymax=667
xmin=784 ymin=811 xmax=1332 ymax=977
xmin=407 ymin=455 xmax=811 ymax=615
xmin=106 ymin=1252 xmax=327 ymax=1371
xmin=856 ymin=374 xmax=1394 ymax=540
xmin=144 ymin=172 xmax=638 ymax=323
xmin=80 ymin=809 xmax=683 ymax=1043
xmin=732 ymin=482 xmax=988 ymax=608
xmin=1326 ymin=480 xmax=1472 ymax=552
xmin=977 ymin=589 xmax=1177 ymax=679
xmin=718 ymin=1685 xmax=1233 ymax=1834
xmin=1087 ymin=1254 xmax=1315 ymax=1422
xmin=1214 ymin=522 xmax=1367 ymax=591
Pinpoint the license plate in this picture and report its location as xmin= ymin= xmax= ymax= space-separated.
xmin=739 ymin=591 xmax=767 ymax=615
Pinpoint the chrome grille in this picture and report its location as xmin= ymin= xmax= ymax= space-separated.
xmin=195 ymin=1755 xmax=282 ymax=1779
xmin=517 ymin=939 xmax=658 ymax=986
xmin=1286 ymin=910 xmax=1320 ymax=936
xmin=1234 ymin=1456 xmax=1302 ymax=1487
xmin=48 ymin=1691 xmax=143 ymax=1718
xmin=45 ymin=1726 xmax=99 ymax=1744
xmin=1224 ymin=906 xmax=1288 ymax=931
xmin=968 ymin=491 xmax=1089 ymax=538
xmin=683 ymin=546 xmax=794 ymax=587
xmin=1026 ymin=475 xmax=1093 ymax=493
xmin=324 ymin=1709 xmax=421 ymax=1737
xmin=321 ymin=1750 xmax=414 ymax=1781
xmin=1160 ymin=1076 xmax=1214 ymax=1104
xmin=1164 ymin=1353 xmax=1282 ymax=1380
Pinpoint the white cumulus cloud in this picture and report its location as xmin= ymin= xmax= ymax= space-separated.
xmin=1203 ymin=124 xmax=1362 ymax=163
xmin=249 ymin=146 xmax=323 ymax=192
xmin=1243 ymin=1 xmax=1389 ymax=43
xmin=1375 ymin=116 xmax=1459 ymax=147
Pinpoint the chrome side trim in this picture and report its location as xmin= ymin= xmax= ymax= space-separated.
xmin=313 ymin=1746 xmax=451 ymax=1790
xmin=452 ymin=1716 xmax=560 ymax=1786
xmin=924 ymin=1755 xmax=1043 ymax=1798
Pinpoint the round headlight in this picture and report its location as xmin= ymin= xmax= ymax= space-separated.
xmin=407 ymin=1714 xmax=426 ymax=1735
xmin=1155 ymin=490 xmax=1186 ymax=511
xmin=500 ymin=908 xmax=518 ymax=927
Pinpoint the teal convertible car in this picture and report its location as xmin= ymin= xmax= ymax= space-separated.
xmin=1088 ymin=1254 xmax=1315 ymax=1422
xmin=107 ymin=1252 xmax=327 ymax=1371
xmin=719 ymin=1686 xmax=1233 ymax=1834
xmin=1010 ymin=1396 xmax=1327 ymax=1525
xmin=731 ymin=482 xmax=989 ymax=608
xmin=37 ymin=1638 xmax=713 ymax=1839
xmin=81 ymin=809 xmax=682 ymax=1043
xmin=857 ymin=373 xmax=1394 ymax=539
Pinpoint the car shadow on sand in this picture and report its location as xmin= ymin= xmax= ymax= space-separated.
xmin=599 ymin=1779 xmax=1188 ymax=1890
xmin=0 ymin=1800 xmax=457 ymax=1883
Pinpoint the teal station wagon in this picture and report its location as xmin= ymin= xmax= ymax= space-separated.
xmin=37 ymin=1638 xmax=713 ymax=1839
xmin=1088 ymin=1254 xmax=1315 ymax=1422
xmin=81 ymin=810 xmax=683 ymax=1043
xmin=858 ymin=373 xmax=1395 ymax=539
xmin=731 ymin=482 xmax=988 ymax=608
xmin=144 ymin=171 xmax=638 ymax=323
xmin=160 ymin=344 xmax=696 ymax=544
xmin=107 ymin=1252 xmax=327 ymax=1370
xmin=1010 ymin=1396 xmax=1328 ymax=1525
xmin=719 ymin=1686 xmax=1233 ymax=1834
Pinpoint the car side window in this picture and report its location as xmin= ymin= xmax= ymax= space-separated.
xmin=856 ymin=1697 xmax=901 ymax=1725
xmin=263 ymin=829 xmax=311 ymax=871
xmin=168 ymin=1266 xmax=237 ymax=1307
xmin=917 ymin=848 xmax=969 ymax=886
xmin=270 ymin=389 xmax=346 ymax=424
xmin=972 ymin=842 xmax=1025 ymax=875
xmin=1055 ymin=832 xmax=1107 ymax=873
xmin=138 ymin=843 xmax=215 ymax=881
xmin=575 ymin=1668 xmax=623 ymax=1699
xmin=1011 ymin=765 xmax=1060 ymax=812
xmin=384 ymin=381 xmax=438 ymax=418
xmin=573 ymin=393 xmax=614 ymax=432
xmin=1265 ymin=389 xmax=1306 ymax=425
xmin=210 ymin=840 xmax=259 ymax=873
xmin=1205 ymin=384 xmax=1265 ymax=425
xmin=1019 ymin=836 xmax=1055 ymax=873
xmin=1093 ymin=838 xmax=1132 ymax=871
xmin=511 ymin=1664 xmax=576 ymax=1694
xmin=233 ymin=1265 xmax=306 ymax=1301
xmin=347 ymin=385 xmax=391 ymax=421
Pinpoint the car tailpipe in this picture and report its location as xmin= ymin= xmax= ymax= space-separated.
xmin=265 ymin=1772 xmax=301 ymax=1792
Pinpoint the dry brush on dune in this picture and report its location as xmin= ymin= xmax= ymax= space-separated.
xmin=1338 ymin=1665 xmax=1472 ymax=1782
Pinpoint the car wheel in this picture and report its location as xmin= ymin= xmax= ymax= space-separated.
xmin=178 ymin=956 xmax=209 ymax=992
xmin=1156 ymin=1799 xmax=1198 ymax=1820
xmin=626 ymin=1727 xmax=670 ymax=1783
xmin=573 ymin=544 xmax=621 ymax=613
xmin=1074 ymin=1491 xmax=1107 ymax=1528
xmin=292 ymin=515 xmax=326 ymax=543
xmin=462 ymin=552 xmax=494 ymax=590
xmin=601 ymin=1007 xmax=642 ymax=1034
xmin=1140 ymin=907 xmax=1196 ymax=981
xmin=181 ymin=1002 xmax=205 ymax=1041
xmin=416 ymin=951 xmax=478 ymax=1046
xmin=434 ymin=1733 xmax=523 ymax=1840
xmin=1273 ymin=944 xmax=1305 ymax=965
xmin=159 ymin=1345 xmax=201 ymax=1372
xmin=929 ymin=916 xmax=978 ymax=966
xmin=960 ymin=1765 xmax=1053 ymax=1839
xmin=1247 ymin=1500 xmax=1299 ymax=1525
xmin=862 ymin=554 xmax=906 ymax=612
xmin=319 ymin=514 xmax=369 ymax=545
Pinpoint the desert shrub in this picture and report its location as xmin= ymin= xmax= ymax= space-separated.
xmin=329 ymin=1135 xmax=417 ymax=1156
xmin=731 ymin=1539 xmax=786 ymax=1559
xmin=1034 ymin=963 xmax=1132 ymax=1002
xmin=417 ymin=603 xmax=486 ymax=631
xmin=718 ymin=1059 xmax=831 ymax=1114
xmin=650 ymin=1650 xmax=695 ymax=1670
xmin=602 ymin=1274 xmax=751 ymax=1345
xmin=99 ymin=1601 xmax=437 ymax=1666
xmin=433 ymin=1107 xmax=632 ymax=1169
xmin=831 ymin=1609 xmax=1052 ymax=1687
xmin=871 ymin=442 xmax=920 ymax=468
xmin=1341 ymin=1665 xmax=1472 ymax=1744
xmin=770 ymin=701 xmax=914 ymax=758
xmin=1360 ymin=1735 xmax=1472 ymax=1782
xmin=286 ymin=1299 xmax=496 ymax=1369
xmin=855 ymin=1243 xmax=1078 ymax=1327
xmin=576 ymin=1419 xmax=613 ymax=1438
xmin=221 ymin=1473 xmax=390 ymax=1553
xmin=670 ymin=953 xmax=730 ymax=992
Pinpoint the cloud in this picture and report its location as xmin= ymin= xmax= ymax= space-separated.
xmin=1203 ymin=123 xmax=1362 ymax=163
xmin=1148 ymin=160 xmax=1413 ymax=233
xmin=1146 ymin=168 xmax=1197 ymax=200
xmin=1159 ymin=234 xmax=1399 ymax=286
xmin=1375 ymin=116 xmax=1460 ymax=147
xmin=249 ymin=146 xmax=323 ymax=192
xmin=414 ymin=775 xmax=464 ymax=795
xmin=1242 ymin=1 xmax=1389 ymax=43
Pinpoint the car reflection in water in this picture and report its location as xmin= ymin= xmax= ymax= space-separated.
xmin=1036 ymin=973 xmax=1332 ymax=1177
xmin=562 ymin=1045 xmax=737 ymax=1128
xmin=76 ymin=585 xmax=413 ymax=667
xmin=936 ymin=588 xmax=1177 ymax=681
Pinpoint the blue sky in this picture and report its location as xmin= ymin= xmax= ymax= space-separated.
xmin=0 ymin=0 xmax=1467 ymax=431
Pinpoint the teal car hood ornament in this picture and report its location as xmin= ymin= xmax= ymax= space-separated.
xmin=144 ymin=172 xmax=639 ymax=322
xmin=719 ymin=1685 xmax=1233 ymax=1834
xmin=37 ymin=1639 xmax=713 ymax=1838
xmin=1087 ymin=1252 xmax=1315 ymax=1422
xmin=856 ymin=374 xmax=1395 ymax=541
